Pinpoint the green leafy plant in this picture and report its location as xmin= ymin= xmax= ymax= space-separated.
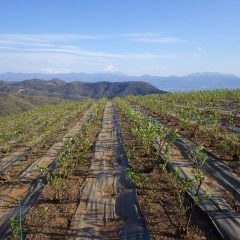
xmin=42 ymin=205 xmax=50 ymax=215
xmin=185 ymin=145 xmax=209 ymax=234
xmin=125 ymin=168 xmax=148 ymax=188
xmin=8 ymin=217 xmax=20 ymax=240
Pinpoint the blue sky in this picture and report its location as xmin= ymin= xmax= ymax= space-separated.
xmin=0 ymin=0 xmax=240 ymax=76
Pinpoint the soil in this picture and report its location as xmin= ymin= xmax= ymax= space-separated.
xmin=21 ymin=108 xmax=103 ymax=239
xmin=140 ymin=105 xmax=240 ymax=177
xmin=0 ymin=109 xmax=90 ymax=189
xmin=0 ymin=108 xmax=94 ymax=238
xmin=116 ymin=107 xmax=221 ymax=240
xmin=69 ymin=102 xmax=149 ymax=239
xmin=0 ymin=103 xmax=92 ymax=158
xmin=23 ymin=102 xmax=150 ymax=239
xmin=1 ymin=102 xmax=226 ymax=239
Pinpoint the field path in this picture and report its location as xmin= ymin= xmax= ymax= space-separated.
xmin=70 ymin=102 xmax=149 ymax=240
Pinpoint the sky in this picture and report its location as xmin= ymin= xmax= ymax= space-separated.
xmin=0 ymin=0 xmax=240 ymax=76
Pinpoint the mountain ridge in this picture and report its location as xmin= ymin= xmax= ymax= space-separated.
xmin=1 ymin=72 xmax=240 ymax=91
xmin=0 ymin=79 xmax=164 ymax=99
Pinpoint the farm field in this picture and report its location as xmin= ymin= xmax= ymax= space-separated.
xmin=0 ymin=89 xmax=240 ymax=239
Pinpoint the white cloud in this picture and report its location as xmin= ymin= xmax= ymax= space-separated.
xmin=101 ymin=65 xmax=118 ymax=73
xmin=0 ymin=33 xmax=179 ymax=74
xmin=121 ymin=32 xmax=186 ymax=44
xmin=0 ymin=33 xmax=185 ymax=46
xmin=4 ymin=44 xmax=174 ymax=60
xmin=0 ymin=34 xmax=108 ymax=44
xmin=131 ymin=37 xmax=185 ymax=44
xmin=0 ymin=33 xmax=176 ymax=60
xmin=0 ymin=52 xmax=113 ymax=73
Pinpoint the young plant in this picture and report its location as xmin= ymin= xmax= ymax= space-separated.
xmin=158 ymin=128 xmax=178 ymax=155
xmin=37 ymin=164 xmax=51 ymax=183
xmin=185 ymin=145 xmax=209 ymax=235
xmin=37 ymin=164 xmax=65 ymax=201
xmin=208 ymin=111 xmax=221 ymax=132
xmin=8 ymin=217 xmax=20 ymax=240
xmin=124 ymin=145 xmax=137 ymax=162
xmin=229 ymin=112 xmax=237 ymax=130
xmin=190 ymin=109 xmax=205 ymax=138
xmin=49 ymin=175 xmax=65 ymax=200
xmin=158 ymin=144 xmax=209 ymax=236
xmin=125 ymin=168 xmax=148 ymax=188
xmin=41 ymin=205 xmax=50 ymax=217
xmin=221 ymin=133 xmax=240 ymax=161
xmin=162 ymin=164 xmax=193 ymax=234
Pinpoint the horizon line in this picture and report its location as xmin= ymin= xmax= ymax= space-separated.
xmin=0 ymin=71 xmax=239 ymax=78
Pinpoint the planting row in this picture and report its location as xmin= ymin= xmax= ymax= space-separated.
xmin=1 ymin=99 xmax=107 ymax=238
xmin=0 ymin=99 xmax=94 ymax=157
xmin=127 ymin=92 xmax=240 ymax=168
xmin=115 ymin=97 xmax=240 ymax=239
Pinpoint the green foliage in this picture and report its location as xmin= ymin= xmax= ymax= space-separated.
xmin=0 ymin=93 xmax=65 ymax=116
xmin=115 ymin=97 xmax=212 ymax=236
xmin=0 ymin=100 xmax=93 ymax=154
xmin=125 ymin=146 xmax=136 ymax=162
xmin=8 ymin=217 xmax=20 ymax=240
xmin=127 ymin=89 xmax=240 ymax=161
xmin=41 ymin=205 xmax=50 ymax=216
xmin=125 ymin=168 xmax=148 ymax=187
xmin=36 ymin=98 xmax=106 ymax=201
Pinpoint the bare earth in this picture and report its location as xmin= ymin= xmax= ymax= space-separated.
xmin=69 ymin=102 xmax=149 ymax=239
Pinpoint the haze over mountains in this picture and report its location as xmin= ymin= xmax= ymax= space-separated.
xmin=1 ymin=72 xmax=240 ymax=91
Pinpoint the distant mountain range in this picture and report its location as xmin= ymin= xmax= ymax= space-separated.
xmin=0 ymin=79 xmax=163 ymax=99
xmin=0 ymin=72 xmax=240 ymax=91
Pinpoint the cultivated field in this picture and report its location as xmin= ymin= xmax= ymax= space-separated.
xmin=0 ymin=90 xmax=240 ymax=239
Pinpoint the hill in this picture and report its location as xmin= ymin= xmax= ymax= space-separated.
xmin=0 ymin=79 xmax=164 ymax=99
xmin=0 ymin=93 xmax=65 ymax=115
xmin=1 ymin=72 xmax=240 ymax=91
